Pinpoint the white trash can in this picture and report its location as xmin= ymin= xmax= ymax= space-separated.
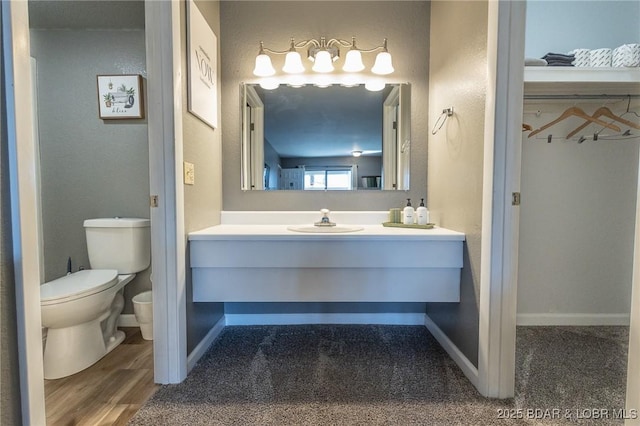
xmin=132 ymin=291 xmax=153 ymax=340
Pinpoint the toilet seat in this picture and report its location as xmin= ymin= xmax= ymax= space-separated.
xmin=40 ymin=269 xmax=119 ymax=305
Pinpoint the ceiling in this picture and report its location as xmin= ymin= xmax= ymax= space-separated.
xmin=28 ymin=0 xmax=144 ymax=30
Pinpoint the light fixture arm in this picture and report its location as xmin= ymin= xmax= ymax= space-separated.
xmin=258 ymin=37 xmax=389 ymax=57
xmin=259 ymin=38 xmax=320 ymax=56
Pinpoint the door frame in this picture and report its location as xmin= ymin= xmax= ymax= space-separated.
xmin=478 ymin=0 xmax=526 ymax=398
xmin=3 ymin=1 xmax=46 ymax=424
xmin=144 ymin=0 xmax=186 ymax=384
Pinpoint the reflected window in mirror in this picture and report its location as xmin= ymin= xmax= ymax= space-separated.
xmin=241 ymin=83 xmax=410 ymax=191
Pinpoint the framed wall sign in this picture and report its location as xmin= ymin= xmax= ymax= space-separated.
xmin=187 ymin=0 xmax=218 ymax=129
xmin=97 ymin=74 xmax=144 ymax=119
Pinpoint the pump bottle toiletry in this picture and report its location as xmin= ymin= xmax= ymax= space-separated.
xmin=403 ymin=199 xmax=415 ymax=225
xmin=416 ymin=198 xmax=429 ymax=225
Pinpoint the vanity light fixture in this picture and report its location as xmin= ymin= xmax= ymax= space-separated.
xmin=253 ymin=36 xmax=394 ymax=77
xmin=253 ymin=42 xmax=277 ymax=77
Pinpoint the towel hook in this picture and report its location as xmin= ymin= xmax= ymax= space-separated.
xmin=431 ymin=107 xmax=454 ymax=135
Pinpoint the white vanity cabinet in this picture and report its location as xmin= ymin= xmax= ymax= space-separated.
xmin=189 ymin=218 xmax=465 ymax=303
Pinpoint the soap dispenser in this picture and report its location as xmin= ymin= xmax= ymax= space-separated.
xmin=403 ymin=199 xmax=415 ymax=225
xmin=416 ymin=198 xmax=429 ymax=225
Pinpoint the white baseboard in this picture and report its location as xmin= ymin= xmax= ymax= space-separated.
xmin=187 ymin=316 xmax=226 ymax=372
xmin=516 ymin=313 xmax=630 ymax=326
xmin=424 ymin=314 xmax=479 ymax=389
xmin=224 ymin=312 xmax=428 ymax=326
xmin=118 ymin=314 xmax=139 ymax=327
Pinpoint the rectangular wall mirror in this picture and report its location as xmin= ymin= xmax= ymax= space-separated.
xmin=241 ymin=83 xmax=410 ymax=191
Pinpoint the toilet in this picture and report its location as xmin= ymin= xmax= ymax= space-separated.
xmin=40 ymin=217 xmax=150 ymax=379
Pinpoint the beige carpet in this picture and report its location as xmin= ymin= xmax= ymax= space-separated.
xmin=129 ymin=325 xmax=628 ymax=425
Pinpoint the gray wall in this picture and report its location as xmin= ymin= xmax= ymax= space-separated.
xmin=30 ymin=29 xmax=151 ymax=313
xmin=220 ymin=1 xmax=430 ymax=211
xmin=425 ymin=0 xmax=489 ymax=368
xmin=1 ymin=13 xmax=23 ymax=419
xmin=183 ymin=0 xmax=225 ymax=353
xmin=525 ymin=1 xmax=640 ymax=58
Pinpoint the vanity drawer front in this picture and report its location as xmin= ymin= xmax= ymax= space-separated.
xmin=190 ymin=240 xmax=463 ymax=269
xmin=192 ymin=267 xmax=461 ymax=303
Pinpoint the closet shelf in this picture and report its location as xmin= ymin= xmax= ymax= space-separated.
xmin=524 ymin=67 xmax=640 ymax=96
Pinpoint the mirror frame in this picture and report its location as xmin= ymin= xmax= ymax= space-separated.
xmin=240 ymin=82 xmax=410 ymax=191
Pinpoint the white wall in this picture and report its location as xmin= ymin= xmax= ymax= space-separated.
xmin=525 ymin=0 xmax=640 ymax=58
xmin=517 ymin=102 xmax=639 ymax=324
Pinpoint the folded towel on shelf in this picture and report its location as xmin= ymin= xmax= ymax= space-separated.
xmin=542 ymin=52 xmax=575 ymax=61
xmin=589 ymin=48 xmax=612 ymax=67
xmin=525 ymin=58 xmax=548 ymax=66
xmin=613 ymin=44 xmax=640 ymax=67
xmin=542 ymin=52 xmax=575 ymax=67
xmin=569 ymin=49 xmax=590 ymax=67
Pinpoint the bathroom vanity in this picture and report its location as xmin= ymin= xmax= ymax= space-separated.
xmin=189 ymin=212 xmax=465 ymax=303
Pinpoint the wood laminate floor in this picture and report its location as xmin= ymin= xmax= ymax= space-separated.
xmin=44 ymin=327 xmax=157 ymax=426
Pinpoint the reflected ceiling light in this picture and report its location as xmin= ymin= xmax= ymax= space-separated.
xmin=364 ymin=79 xmax=385 ymax=92
xmin=340 ymin=75 xmax=360 ymax=87
xmin=286 ymin=75 xmax=306 ymax=88
xmin=313 ymin=76 xmax=333 ymax=88
xmin=351 ymin=150 xmax=363 ymax=157
xmin=253 ymin=36 xmax=393 ymax=77
xmin=259 ymin=78 xmax=280 ymax=90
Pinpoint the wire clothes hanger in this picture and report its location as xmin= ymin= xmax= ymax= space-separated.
xmin=528 ymin=106 xmax=620 ymax=138
xmin=566 ymin=106 xmax=640 ymax=139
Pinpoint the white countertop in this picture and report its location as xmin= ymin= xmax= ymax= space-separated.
xmin=189 ymin=224 xmax=465 ymax=241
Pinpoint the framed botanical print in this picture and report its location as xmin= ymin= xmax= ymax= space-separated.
xmin=97 ymin=74 xmax=144 ymax=119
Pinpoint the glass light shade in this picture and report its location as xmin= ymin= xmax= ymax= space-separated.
xmin=282 ymin=51 xmax=305 ymax=74
xmin=371 ymin=51 xmax=394 ymax=75
xmin=253 ymin=53 xmax=276 ymax=77
xmin=343 ymin=50 xmax=365 ymax=72
xmin=365 ymin=79 xmax=385 ymax=92
xmin=312 ymin=50 xmax=334 ymax=73
xmin=351 ymin=150 xmax=363 ymax=157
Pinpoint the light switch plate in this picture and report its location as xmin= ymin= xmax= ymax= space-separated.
xmin=183 ymin=161 xmax=195 ymax=185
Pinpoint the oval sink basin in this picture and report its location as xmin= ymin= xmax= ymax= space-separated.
xmin=287 ymin=225 xmax=364 ymax=233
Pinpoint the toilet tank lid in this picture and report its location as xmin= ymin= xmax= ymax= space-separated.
xmin=84 ymin=217 xmax=150 ymax=228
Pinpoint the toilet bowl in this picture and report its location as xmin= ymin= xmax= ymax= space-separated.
xmin=40 ymin=217 xmax=150 ymax=379
xmin=41 ymin=270 xmax=135 ymax=379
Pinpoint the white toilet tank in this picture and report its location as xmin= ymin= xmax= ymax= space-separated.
xmin=84 ymin=217 xmax=151 ymax=274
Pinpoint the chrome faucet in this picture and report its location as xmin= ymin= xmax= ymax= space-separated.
xmin=314 ymin=209 xmax=336 ymax=227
